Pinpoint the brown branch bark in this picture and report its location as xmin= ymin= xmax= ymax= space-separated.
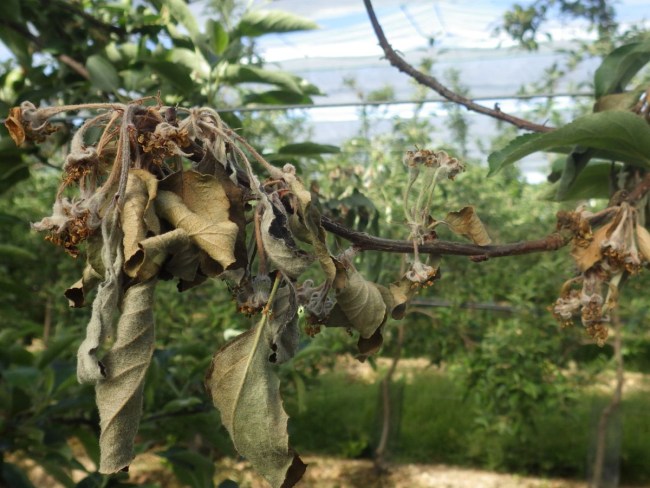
xmin=321 ymin=215 xmax=568 ymax=258
xmin=363 ymin=0 xmax=554 ymax=133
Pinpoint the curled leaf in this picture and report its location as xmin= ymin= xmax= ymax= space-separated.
xmin=125 ymin=228 xmax=198 ymax=282
xmin=96 ymin=280 xmax=156 ymax=473
xmin=334 ymin=266 xmax=387 ymax=339
xmin=65 ymin=264 xmax=103 ymax=308
xmin=121 ymin=169 xmax=159 ymax=266
xmin=206 ymin=322 xmax=306 ymax=487
xmin=282 ymin=168 xmax=336 ymax=281
xmin=636 ymin=223 xmax=650 ymax=262
xmin=444 ymin=206 xmax=491 ymax=245
xmin=155 ymin=190 xmax=238 ymax=270
xmin=260 ymin=198 xmax=313 ymax=278
xmin=160 ymin=170 xmax=248 ymax=273
xmin=267 ymin=283 xmax=300 ymax=364
xmin=5 ymin=107 xmax=26 ymax=146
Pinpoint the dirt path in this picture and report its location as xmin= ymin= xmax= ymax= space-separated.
xmin=213 ymin=456 xmax=588 ymax=488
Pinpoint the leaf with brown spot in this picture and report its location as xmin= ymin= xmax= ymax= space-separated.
xmin=444 ymin=206 xmax=491 ymax=245
xmin=260 ymin=198 xmax=313 ymax=278
xmin=334 ymin=266 xmax=387 ymax=339
xmin=96 ymin=280 xmax=156 ymax=474
xmin=5 ymin=107 xmax=26 ymax=146
xmin=205 ymin=320 xmax=306 ymax=487
xmin=284 ymin=174 xmax=336 ymax=281
xmin=266 ymin=283 xmax=300 ymax=364
xmin=357 ymin=327 xmax=383 ymax=363
xmin=155 ymin=190 xmax=238 ymax=269
xmin=65 ymin=264 xmax=102 ymax=308
xmin=636 ymin=224 xmax=650 ymax=262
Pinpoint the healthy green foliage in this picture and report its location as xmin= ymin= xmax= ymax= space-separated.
xmin=595 ymin=40 xmax=650 ymax=97
xmin=488 ymin=111 xmax=650 ymax=175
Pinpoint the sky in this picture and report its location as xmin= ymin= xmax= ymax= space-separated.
xmin=2 ymin=1 xmax=649 ymax=182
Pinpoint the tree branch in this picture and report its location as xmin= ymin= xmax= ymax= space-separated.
xmin=363 ymin=0 xmax=554 ymax=133
xmin=321 ymin=215 xmax=568 ymax=258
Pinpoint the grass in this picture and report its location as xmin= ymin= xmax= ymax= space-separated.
xmin=286 ymin=369 xmax=650 ymax=485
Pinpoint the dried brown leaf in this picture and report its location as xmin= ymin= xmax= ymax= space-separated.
xmin=571 ymin=222 xmax=613 ymax=272
xmin=155 ymin=190 xmax=237 ymax=269
xmin=5 ymin=107 xmax=26 ymax=146
xmin=125 ymin=228 xmax=198 ymax=282
xmin=121 ymin=170 xmax=159 ymax=265
xmin=206 ymin=322 xmax=306 ymax=488
xmin=65 ymin=264 xmax=103 ymax=308
xmin=96 ymin=280 xmax=156 ymax=474
xmin=636 ymin=224 xmax=650 ymax=262
xmin=444 ymin=206 xmax=491 ymax=245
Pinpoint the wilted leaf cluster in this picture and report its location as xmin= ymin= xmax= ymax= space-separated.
xmin=6 ymin=99 xmax=470 ymax=487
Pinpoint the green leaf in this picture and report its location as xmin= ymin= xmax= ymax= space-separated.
xmin=1 ymin=463 xmax=35 ymax=488
xmin=207 ymin=19 xmax=229 ymax=55
xmin=146 ymin=60 xmax=195 ymax=93
xmin=0 ymin=244 xmax=36 ymax=261
xmin=160 ymin=0 xmax=200 ymax=43
xmin=488 ymin=111 xmax=650 ymax=175
xmin=0 ymin=137 xmax=29 ymax=194
xmin=158 ymin=449 xmax=215 ymax=488
xmin=595 ymin=40 xmax=650 ymax=97
xmin=278 ymin=142 xmax=340 ymax=155
xmin=86 ymin=54 xmax=120 ymax=93
xmin=221 ymin=64 xmax=303 ymax=94
xmin=235 ymin=10 xmax=318 ymax=38
xmin=543 ymin=161 xmax=614 ymax=201
xmin=243 ymin=90 xmax=313 ymax=106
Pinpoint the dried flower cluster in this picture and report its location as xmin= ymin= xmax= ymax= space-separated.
xmin=552 ymin=204 xmax=650 ymax=345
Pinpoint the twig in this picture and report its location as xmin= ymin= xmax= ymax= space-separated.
xmin=625 ymin=172 xmax=650 ymax=204
xmin=321 ymin=215 xmax=568 ymax=258
xmin=362 ymin=0 xmax=554 ymax=133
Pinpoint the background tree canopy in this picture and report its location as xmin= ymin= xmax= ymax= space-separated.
xmin=1 ymin=1 xmax=650 ymax=488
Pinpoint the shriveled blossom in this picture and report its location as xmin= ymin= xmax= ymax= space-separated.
xmin=32 ymin=198 xmax=99 ymax=257
xmin=551 ymin=288 xmax=581 ymax=328
xmin=403 ymin=149 xmax=465 ymax=180
xmin=138 ymin=122 xmax=191 ymax=166
xmin=405 ymin=260 xmax=439 ymax=286
xmin=235 ymin=275 xmax=272 ymax=316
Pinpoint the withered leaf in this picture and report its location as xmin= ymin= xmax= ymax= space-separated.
xmin=96 ymin=280 xmax=156 ymax=474
xmin=160 ymin=170 xmax=248 ymax=272
xmin=206 ymin=322 xmax=306 ymax=488
xmin=125 ymin=228 xmax=198 ymax=282
xmin=444 ymin=206 xmax=491 ymax=245
xmin=5 ymin=107 xmax=26 ymax=146
xmin=571 ymin=222 xmax=613 ymax=272
xmin=636 ymin=224 xmax=650 ymax=262
xmin=260 ymin=198 xmax=313 ymax=279
xmin=389 ymin=278 xmax=420 ymax=320
xmin=357 ymin=327 xmax=383 ymax=363
xmin=267 ymin=283 xmax=300 ymax=364
xmin=155 ymin=190 xmax=238 ymax=270
xmin=77 ymin=244 xmax=123 ymax=385
xmin=284 ymin=172 xmax=336 ymax=281
xmin=65 ymin=264 xmax=102 ymax=308
xmin=334 ymin=266 xmax=387 ymax=339
xmin=121 ymin=170 xmax=159 ymax=266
